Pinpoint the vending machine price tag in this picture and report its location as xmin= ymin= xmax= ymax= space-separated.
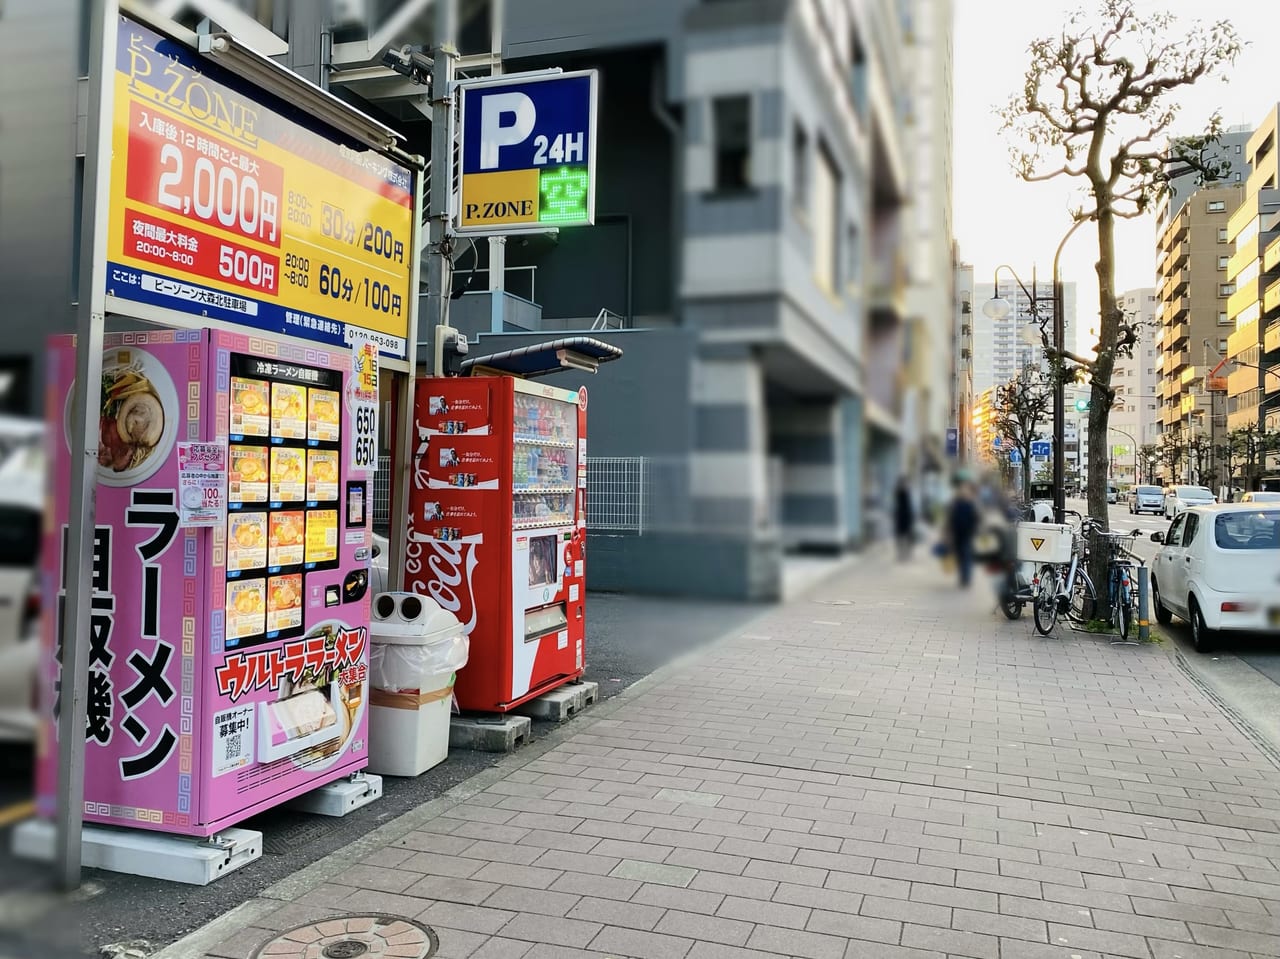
xmin=350 ymin=339 xmax=379 ymax=474
xmin=178 ymin=442 xmax=228 ymax=528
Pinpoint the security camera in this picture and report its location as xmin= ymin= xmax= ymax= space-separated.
xmin=380 ymin=45 xmax=433 ymax=86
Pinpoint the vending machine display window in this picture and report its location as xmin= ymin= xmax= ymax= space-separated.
xmin=225 ymin=354 xmax=343 ymax=651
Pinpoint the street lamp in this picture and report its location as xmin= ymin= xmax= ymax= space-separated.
xmin=1109 ymin=426 xmax=1138 ymax=487
xmin=982 ymin=217 xmax=1090 ymax=522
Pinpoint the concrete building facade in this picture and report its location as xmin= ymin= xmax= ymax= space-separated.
xmin=970 ymin=279 xmax=1077 ymax=400
xmin=1109 ymin=288 xmax=1160 ymax=486
xmin=1224 ymin=106 xmax=1280 ymax=482
xmin=1155 ymin=180 xmax=1243 ymax=482
xmin=0 ymin=0 xmax=954 ymax=600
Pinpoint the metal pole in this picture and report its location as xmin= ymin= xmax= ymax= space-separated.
xmin=1052 ymin=276 xmax=1065 ymax=523
xmin=1050 ymin=218 xmax=1087 ymax=524
xmin=428 ymin=0 xmax=458 ymax=374
xmin=487 ymin=0 xmax=505 ymax=334
xmin=390 ymin=161 xmax=427 ymax=591
xmin=1137 ymin=564 xmax=1150 ymax=642
xmin=58 ymin=0 xmax=119 ymax=891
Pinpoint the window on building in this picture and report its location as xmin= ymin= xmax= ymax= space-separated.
xmin=1234 ymin=172 xmax=1242 ymax=181
xmin=791 ymin=122 xmax=809 ymax=214
xmin=1219 ymin=283 xmax=1235 ymax=296
xmin=1219 ymin=311 xmax=1230 ymax=324
xmin=1218 ymin=227 xmax=1229 ymax=242
xmin=1208 ymin=200 xmax=1226 ymax=212
xmin=812 ymin=139 xmax=841 ymax=294
xmin=1218 ymin=338 xmax=1228 ymax=352
xmin=846 ymin=222 xmax=860 ymax=284
xmin=1218 ymin=255 xmax=1229 ymax=270
xmin=849 ymin=27 xmax=867 ymax=119
xmin=712 ymin=96 xmax=752 ymax=192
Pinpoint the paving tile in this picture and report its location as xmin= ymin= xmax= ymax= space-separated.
xmin=653 ymin=910 xmax=753 ymax=946
xmin=587 ymin=925 xmax=693 ymax=959
xmin=498 ymin=914 xmax=602 ymax=949
xmin=899 ymin=921 xmax=1000 ymax=959
xmin=805 ymin=909 xmax=901 ymax=944
xmin=745 ymin=923 xmax=846 ymax=959
xmin=566 ymin=896 xmax=665 ymax=931
xmin=471 ymin=863 xmax=564 ymax=891
xmin=467 ymin=938 xmax=533 ymax=959
xmin=717 ymin=896 xmax=810 ymax=930
xmin=549 ymin=871 xmax=642 ymax=902
xmin=609 ymin=860 xmax=696 ymax=887
xmin=419 ymin=902 xmax=519 ymax=936
xmin=483 ymin=886 xmax=582 ymax=918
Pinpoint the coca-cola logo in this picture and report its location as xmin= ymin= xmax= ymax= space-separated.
xmin=405 ymin=530 xmax=482 ymax=635
xmin=412 ymin=422 xmax=431 ymax=491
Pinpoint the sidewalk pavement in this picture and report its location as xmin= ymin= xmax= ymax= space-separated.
xmin=170 ymin=551 xmax=1280 ymax=959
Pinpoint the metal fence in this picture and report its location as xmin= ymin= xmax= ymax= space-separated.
xmin=585 ymin=456 xmax=646 ymax=533
xmin=374 ymin=455 xmax=391 ymax=532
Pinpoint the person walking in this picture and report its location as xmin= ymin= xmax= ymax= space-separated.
xmin=893 ymin=477 xmax=915 ymax=561
xmin=947 ymin=480 xmax=980 ymax=588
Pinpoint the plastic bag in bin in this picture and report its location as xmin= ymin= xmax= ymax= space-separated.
xmin=370 ymin=634 xmax=469 ymax=694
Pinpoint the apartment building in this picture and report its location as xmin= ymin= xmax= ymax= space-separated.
xmin=1224 ymin=106 xmax=1280 ymax=481
xmin=1154 ymin=180 xmax=1243 ymax=480
xmin=1160 ymin=127 xmax=1253 ymax=223
xmin=971 ymin=279 xmax=1078 ymax=399
xmin=1109 ymin=288 xmax=1160 ymax=486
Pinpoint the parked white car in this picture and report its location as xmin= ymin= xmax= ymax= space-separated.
xmin=1149 ymin=504 xmax=1280 ymax=652
xmin=1164 ymin=484 xmax=1216 ymax=519
xmin=1241 ymin=491 xmax=1280 ymax=504
xmin=0 ymin=438 xmax=44 ymax=742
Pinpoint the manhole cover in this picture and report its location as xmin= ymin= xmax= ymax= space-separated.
xmin=252 ymin=916 xmax=438 ymax=959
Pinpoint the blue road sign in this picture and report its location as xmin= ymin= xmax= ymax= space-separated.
xmin=1031 ymin=440 xmax=1052 ymax=458
xmin=993 ymin=436 xmax=1003 ymax=449
xmin=945 ymin=427 xmax=959 ymax=456
xmin=1008 ymin=449 xmax=1023 ymax=465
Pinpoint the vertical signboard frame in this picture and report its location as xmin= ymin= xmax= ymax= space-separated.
xmin=55 ymin=0 xmax=424 ymax=887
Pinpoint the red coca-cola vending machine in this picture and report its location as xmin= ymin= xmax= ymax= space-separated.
xmin=403 ymin=374 xmax=589 ymax=712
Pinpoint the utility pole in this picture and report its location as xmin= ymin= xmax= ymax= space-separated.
xmin=427 ymin=0 xmax=458 ymax=374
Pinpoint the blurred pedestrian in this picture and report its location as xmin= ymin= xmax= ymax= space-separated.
xmin=947 ymin=481 xmax=980 ymax=588
xmin=893 ymin=477 xmax=915 ymax=561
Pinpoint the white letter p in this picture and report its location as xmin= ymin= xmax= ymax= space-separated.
xmin=479 ymin=92 xmax=536 ymax=170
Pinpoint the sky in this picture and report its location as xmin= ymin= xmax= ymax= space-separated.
xmin=953 ymin=0 xmax=1277 ymax=354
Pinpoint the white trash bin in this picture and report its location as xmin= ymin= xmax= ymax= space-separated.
xmin=367 ymin=592 xmax=469 ymax=777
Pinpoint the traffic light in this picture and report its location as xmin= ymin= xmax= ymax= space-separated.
xmin=1074 ymin=398 xmax=1090 ymax=412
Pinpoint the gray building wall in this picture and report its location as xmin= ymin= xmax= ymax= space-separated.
xmin=0 ymin=0 xmax=80 ymax=414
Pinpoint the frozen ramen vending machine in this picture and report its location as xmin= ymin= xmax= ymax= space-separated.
xmin=37 ymin=327 xmax=373 ymax=837
xmin=405 ymin=375 xmax=589 ymax=712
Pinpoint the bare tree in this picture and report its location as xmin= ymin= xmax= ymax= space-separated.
xmin=993 ymin=365 xmax=1053 ymax=502
xmin=1000 ymin=0 xmax=1242 ymax=561
xmin=1158 ymin=429 xmax=1186 ymax=485
xmin=1139 ymin=443 xmax=1158 ymax=484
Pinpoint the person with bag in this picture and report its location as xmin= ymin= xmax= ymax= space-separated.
xmin=946 ymin=480 xmax=980 ymax=588
xmin=893 ymin=476 xmax=916 ymax=562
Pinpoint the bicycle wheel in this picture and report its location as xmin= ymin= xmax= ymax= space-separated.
xmin=1118 ymin=566 xmax=1134 ymax=641
xmin=1034 ymin=566 xmax=1060 ymax=636
xmin=1068 ymin=568 xmax=1096 ymax=624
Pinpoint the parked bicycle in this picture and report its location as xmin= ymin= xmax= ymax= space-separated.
xmin=1031 ymin=510 xmax=1102 ymax=636
xmin=1097 ymin=528 xmax=1141 ymax=642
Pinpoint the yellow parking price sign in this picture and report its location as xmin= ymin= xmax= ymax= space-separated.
xmin=105 ymin=16 xmax=415 ymax=358
xmin=456 ymin=70 xmax=598 ymax=234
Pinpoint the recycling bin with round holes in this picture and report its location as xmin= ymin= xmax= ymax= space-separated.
xmin=366 ymin=592 xmax=469 ymax=777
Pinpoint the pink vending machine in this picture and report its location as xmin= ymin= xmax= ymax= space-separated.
xmin=38 ymin=327 xmax=372 ymax=836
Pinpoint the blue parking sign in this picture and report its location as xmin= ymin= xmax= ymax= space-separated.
xmin=456 ymin=70 xmax=598 ymax=234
